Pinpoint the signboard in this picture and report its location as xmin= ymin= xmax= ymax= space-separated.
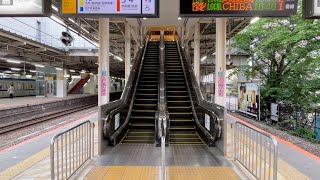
xmin=205 ymin=114 xmax=210 ymax=131
xmin=0 ymin=0 xmax=51 ymax=17
xmin=60 ymin=0 xmax=159 ymax=18
xmin=101 ymin=67 xmax=107 ymax=96
xmin=217 ymin=68 xmax=224 ymax=97
xmin=303 ymin=0 xmax=320 ymax=19
xmin=270 ymin=103 xmax=279 ymax=121
xmin=238 ymin=82 xmax=260 ymax=117
xmin=180 ymin=0 xmax=298 ymax=17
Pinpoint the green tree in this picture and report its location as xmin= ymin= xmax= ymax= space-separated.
xmin=232 ymin=3 xmax=320 ymax=109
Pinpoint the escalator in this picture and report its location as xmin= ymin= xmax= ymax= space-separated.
xmin=120 ymin=42 xmax=159 ymax=144
xmin=165 ymin=42 xmax=204 ymax=145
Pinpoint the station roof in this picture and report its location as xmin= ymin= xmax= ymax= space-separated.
xmin=0 ymin=0 xmax=251 ymax=77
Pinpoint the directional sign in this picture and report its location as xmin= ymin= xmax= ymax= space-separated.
xmin=180 ymin=0 xmax=298 ymax=17
xmin=0 ymin=0 xmax=51 ymax=17
xmin=60 ymin=0 xmax=159 ymax=18
xmin=303 ymin=0 xmax=320 ymax=19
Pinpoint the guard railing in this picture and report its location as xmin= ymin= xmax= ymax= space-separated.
xmin=233 ymin=121 xmax=278 ymax=180
xmin=50 ymin=121 xmax=95 ymax=180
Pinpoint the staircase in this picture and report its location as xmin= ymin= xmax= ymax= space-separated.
xmin=121 ymin=42 xmax=159 ymax=144
xmin=69 ymin=75 xmax=90 ymax=94
xmin=165 ymin=42 xmax=203 ymax=145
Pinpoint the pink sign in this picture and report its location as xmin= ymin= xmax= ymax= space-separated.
xmin=218 ymin=70 xmax=224 ymax=97
xmin=101 ymin=76 xmax=107 ymax=96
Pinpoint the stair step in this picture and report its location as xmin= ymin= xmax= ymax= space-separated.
xmin=170 ymin=126 xmax=195 ymax=130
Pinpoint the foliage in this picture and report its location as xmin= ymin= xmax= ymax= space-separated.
xmin=232 ymin=0 xmax=320 ymax=109
xmin=290 ymin=128 xmax=319 ymax=143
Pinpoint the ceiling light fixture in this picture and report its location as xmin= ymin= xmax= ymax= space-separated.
xmin=55 ymin=67 xmax=63 ymax=71
xmin=143 ymin=17 xmax=147 ymax=20
xmin=250 ymin=17 xmax=260 ymax=24
xmin=115 ymin=56 xmax=123 ymax=61
xmin=35 ymin=64 xmax=45 ymax=68
xmin=11 ymin=68 xmax=20 ymax=71
xmin=178 ymin=17 xmax=182 ymax=20
xmin=201 ymin=56 xmax=207 ymax=61
xmin=69 ymin=69 xmax=75 ymax=72
xmin=7 ymin=59 xmax=21 ymax=64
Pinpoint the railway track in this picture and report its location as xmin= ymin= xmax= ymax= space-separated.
xmin=0 ymin=103 xmax=97 ymax=134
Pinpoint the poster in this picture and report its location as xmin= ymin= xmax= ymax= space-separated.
xmin=238 ymin=82 xmax=259 ymax=117
xmin=217 ymin=69 xmax=224 ymax=97
xmin=101 ymin=67 xmax=107 ymax=96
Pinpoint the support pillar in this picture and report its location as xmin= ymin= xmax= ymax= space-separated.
xmin=215 ymin=18 xmax=227 ymax=107
xmin=194 ymin=22 xmax=200 ymax=85
xmin=56 ymin=69 xmax=67 ymax=98
xmin=98 ymin=18 xmax=110 ymax=155
xmin=125 ymin=23 xmax=131 ymax=84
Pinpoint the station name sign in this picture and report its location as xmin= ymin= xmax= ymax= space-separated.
xmin=0 ymin=0 xmax=51 ymax=17
xmin=60 ymin=0 xmax=159 ymax=18
xmin=180 ymin=0 xmax=298 ymax=17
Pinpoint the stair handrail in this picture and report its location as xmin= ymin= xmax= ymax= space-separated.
xmin=176 ymin=40 xmax=224 ymax=145
xmin=156 ymin=31 xmax=170 ymax=146
xmin=101 ymin=39 xmax=149 ymax=145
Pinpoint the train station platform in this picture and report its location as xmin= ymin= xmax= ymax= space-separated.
xmin=0 ymin=112 xmax=318 ymax=180
xmin=0 ymin=94 xmax=96 ymax=110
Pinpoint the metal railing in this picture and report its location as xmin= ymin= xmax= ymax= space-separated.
xmin=50 ymin=121 xmax=95 ymax=180
xmin=233 ymin=121 xmax=278 ymax=180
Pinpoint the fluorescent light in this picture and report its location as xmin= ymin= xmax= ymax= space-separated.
xmin=115 ymin=56 xmax=123 ymax=61
xmin=38 ymin=76 xmax=43 ymax=78
xmin=55 ymin=67 xmax=63 ymax=71
xmin=30 ymin=70 xmax=36 ymax=73
xmin=51 ymin=5 xmax=58 ymax=11
xmin=13 ymin=74 xmax=20 ymax=76
xmin=11 ymin=68 xmax=20 ymax=71
xmin=251 ymin=17 xmax=260 ymax=24
xmin=81 ymin=70 xmax=86 ymax=74
xmin=35 ymin=64 xmax=45 ymax=68
xmin=69 ymin=80 xmax=74 ymax=84
xmin=90 ymin=73 xmax=94 ymax=75
xmin=26 ymin=75 xmax=32 ymax=78
xmin=51 ymin=15 xmax=66 ymax=26
xmin=201 ymin=56 xmax=207 ymax=61
xmin=69 ymin=70 xmax=75 ymax=72
xmin=64 ymin=74 xmax=70 ymax=78
xmin=7 ymin=59 xmax=21 ymax=64
xmin=68 ymin=18 xmax=75 ymax=23
xmin=143 ymin=17 xmax=147 ymax=20
xmin=83 ymin=83 xmax=88 ymax=87
xmin=178 ymin=17 xmax=182 ymax=20
xmin=81 ymin=27 xmax=90 ymax=34
xmin=72 ymin=76 xmax=81 ymax=79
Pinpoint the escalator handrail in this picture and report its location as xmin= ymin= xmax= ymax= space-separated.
xmin=103 ymin=39 xmax=149 ymax=140
xmin=175 ymin=40 xmax=223 ymax=141
xmin=157 ymin=32 xmax=169 ymax=143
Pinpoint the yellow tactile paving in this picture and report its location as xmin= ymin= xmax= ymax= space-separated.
xmin=0 ymin=148 xmax=50 ymax=180
xmin=85 ymin=166 xmax=240 ymax=180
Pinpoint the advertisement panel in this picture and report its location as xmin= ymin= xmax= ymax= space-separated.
xmin=0 ymin=0 xmax=51 ymax=16
xmin=238 ymin=82 xmax=259 ymax=117
xmin=60 ymin=0 xmax=159 ymax=18
xmin=180 ymin=0 xmax=298 ymax=17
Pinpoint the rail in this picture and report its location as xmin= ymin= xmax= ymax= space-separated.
xmin=50 ymin=121 xmax=95 ymax=180
xmin=233 ymin=121 xmax=278 ymax=180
